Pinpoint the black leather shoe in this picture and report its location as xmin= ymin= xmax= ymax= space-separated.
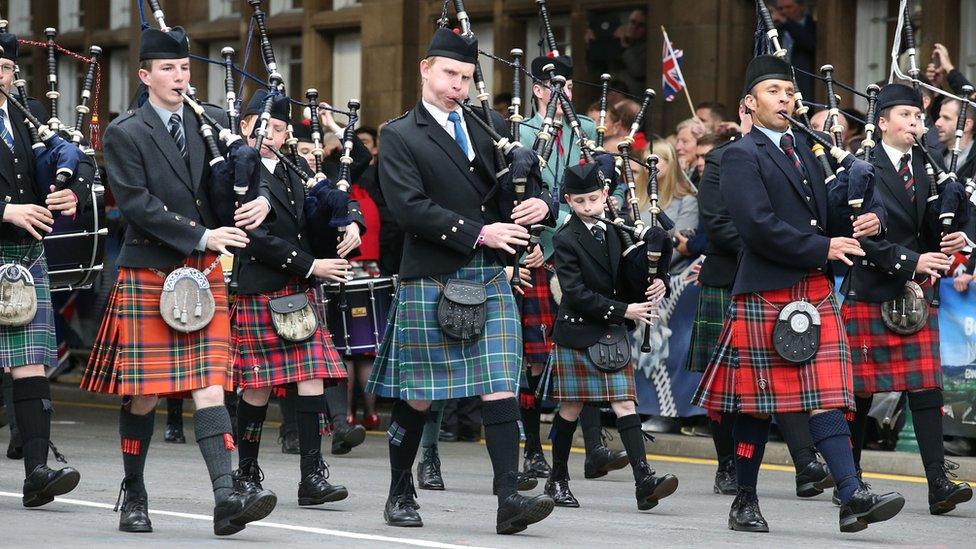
xmin=496 ymin=493 xmax=555 ymax=535
xmin=164 ymin=423 xmax=185 ymax=444
xmin=438 ymin=429 xmax=457 ymax=443
xmin=583 ymin=445 xmax=629 ymax=479
xmin=714 ymin=458 xmax=737 ymax=495
xmin=417 ymin=445 xmax=445 ymax=490
xmin=213 ymin=487 xmax=278 ymax=536
xmin=279 ymin=430 xmax=300 ymax=455
xmin=385 ymin=471 xmax=423 ymax=527
xmin=728 ymin=487 xmax=769 ymax=532
xmin=7 ymin=429 xmax=22 ymax=459
xmin=795 ymin=460 xmax=833 ymax=498
xmin=523 ymin=449 xmax=551 ymax=479
xmin=115 ymin=478 xmax=152 ymax=533
xmin=22 ymin=464 xmax=81 ymax=507
xmin=928 ymin=476 xmax=973 ymax=515
xmin=330 ymin=423 xmax=366 ymax=455
xmin=544 ymin=478 xmax=579 ymax=508
xmin=299 ymin=454 xmax=349 ymax=506
xmin=838 ymin=488 xmax=905 ymax=533
xmin=493 ymin=472 xmax=539 ymax=495
xmin=832 ymin=470 xmax=863 ymax=506
xmin=634 ymin=462 xmax=679 ymax=510
xmin=233 ymin=459 xmax=265 ymax=496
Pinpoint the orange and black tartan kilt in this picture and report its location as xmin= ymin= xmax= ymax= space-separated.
xmin=693 ymin=274 xmax=854 ymax=414
xmin=81 ymin=253 xmax=233 ymax=396
xmin=841 ymin=296 xmax=941 ymax=394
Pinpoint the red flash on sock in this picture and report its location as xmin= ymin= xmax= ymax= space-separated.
xmin=520 ymin=392 xmax=536 ymax=409
xmin=223 ymin=433 xmax=236 ymax=451
xmin=736 ymin=442 xmax=756 ymax=459
xmin=121 ymin=438 xmax=142 ymax=456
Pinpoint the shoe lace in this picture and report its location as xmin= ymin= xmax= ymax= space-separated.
xmin=392 ymin=471 xmax=418 ymax=505
xmin=245 ymin=459 xmax=267 ymax=483
xmin=48 ymin=441 xmax=68 ymax=464
xmin=113 ymin=481 xmax=126 ymax=513
xmin=600 ymin=428 xmax=614 ymax=444
xmin=422 ymin=446 xmax=441 ymax=468
xmin=943 ymin=459 xmax=961 ymax=479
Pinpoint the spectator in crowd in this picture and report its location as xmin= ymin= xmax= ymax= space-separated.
xmin=695 ymin=102 xmax=728 ymax=133
xmin=493 ymin=92 xmax=513 ymax=119
xmin=636 ymin=139 xmax=700 ymax=274
xmin=615 ymin=8 xmax=648 ymax=97
xmin=356 ymin=126 xmax=379 ymax=163
xmin=809 ymin=108 xmax=850 ymax=144
xmin=773 ymin=0 xmax=816 ymax=100
xmin=674 ymin=117 xmax=707 ymax=181
xmin=694 ymin=133 xmax=722 ymax=181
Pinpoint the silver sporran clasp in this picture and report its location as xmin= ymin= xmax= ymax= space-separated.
xmin=881 ymin=280 xmax=928 ymax=335
xmin=159 ymin=267 xmax=215 ymax=333
xmin=0 ymin=263 xmax=37 ymax=327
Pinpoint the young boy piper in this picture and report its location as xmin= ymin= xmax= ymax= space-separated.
xmin=539 ymin=161 xmax=679 ymax=509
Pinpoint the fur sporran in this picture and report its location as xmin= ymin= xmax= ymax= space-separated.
xmin=268 ymin=292 xmax=318 ymax=342
xmin=159 ymin=267 xmax=216 ymax=333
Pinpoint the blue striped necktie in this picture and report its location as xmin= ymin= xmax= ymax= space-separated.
xmin=169 ymin=113 xmax=187 ymax=158
xmin=0 ymin=109 xmax=15 ymax=152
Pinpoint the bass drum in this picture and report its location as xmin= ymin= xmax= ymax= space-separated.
xmin=43 ymin=177 xmax=107 ymax=291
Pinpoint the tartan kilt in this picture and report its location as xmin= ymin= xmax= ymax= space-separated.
xmin=693 ymin=274 xmax=854 ymax=414
xmin=0 ymin=243 xmax=55 ymax=369
xmin=366 ymin=252 xmax=522 ymax=400
xmin=232 ymin=283 xmax=346 ymax=390
xmin=81 ymin=253 xmax=233 ymax=396
xmin=538 ymin=342 xmax=636 ymax=402
xmin=521 ymin=265 xmax=556 ymax=369
xmin=842 ymin=296 xmax=941 ymax=394
xmin=685 ymin=284 xmax=731 ymax=373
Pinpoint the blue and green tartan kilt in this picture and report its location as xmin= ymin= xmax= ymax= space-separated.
xmin=0 ymin=242 xmax=56 ymax=369
xmin=538 ymin=343 xmax=636 ymax=403
xmin=685 ymin=284 xmax=731 ymax=372
xmin=366 ymin=253 xmax=522 ymax=400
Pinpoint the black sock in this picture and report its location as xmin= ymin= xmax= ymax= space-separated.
xmin=120 ymin=406 xmax=155 ymax=493
xmin=2 ymin=372 xmax=17 ymax=435
xmin=279 ymin=386 xmax=299 ymax=438
xmin=236 ymin=400 xmax=268 ymax=465
xmin=166 ymin=398 xmax=183 ymax=427
xmin=387 ymin=400 xmax=428 ymax=495
xmin=520 ymin=373 xmax=543 ymax=453
xmin=193 ymin=406 xmax=235 ymax=503
xmin=324 ymin=381 xmax=350 ymax=428
xmin=550 ymin=413 xmax=578 ymax=481
xmin=297 ymin=394 xmax=328 ymax=478
xmin=579 ymin=404 xmax=602 ymax=453
xmin=776 ymin=412 xmax=817 ymax=471
xmin=224 ymin=391 xmax=239 ymax=441
xmin=808 ymin=410 xmax=858 ymax=504
xmin=908 ymin=389 xmax=947 ymax=484
xmin=732 ymin=414 xmax=770 ymax=491
xmin=711 ymin=412 xmax=735 ymax=465
xmin=850 ymin=395 xmax=873 ymax=471
xmin=12 ymin=377 xmax=52 ymax=475
xmin=482 ymin=397 xmax=521 ymax=503
xmin=616 ymin=413 xmax=648 ymax=481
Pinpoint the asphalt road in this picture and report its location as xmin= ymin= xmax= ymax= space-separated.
xmin=0 ymin=399 xmax=971 ymax=548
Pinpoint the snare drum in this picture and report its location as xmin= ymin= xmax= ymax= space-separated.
xmin=43 ymin=179 xmax=107 ymax=292
xmin=316 ymin=276 xmax=397 ymax=355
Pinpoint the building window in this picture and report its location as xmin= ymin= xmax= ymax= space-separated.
xmin=210 ymin=0 xmax=241 ymax=21
xmin=6 ymin=0 xmax=32 ymax=35
xmin=58 ymin=0 xmax=82 ymax=32
xmin=333 ymin=0 xmax=361 ymax=9
xmin=57 ymin=60 xmax=79 ymax=127
xmin=332 ymin=32 xmax=361 ymax=126
xmin=961 ymin=0 xmax=976 ymax=81
xmin=270 ymin=0 xmax=303 ymax=15
xmin=854 ymin=0 xmax=888 ymax=112
xmin=110 ymin=0 xmax=132 ymax=30
xmin=108 ymin=51 xmax=131 ymax=117
xmin=270 ymin=37 xmax=302 ymax=113
xmin=471 ymin=22 xmax=494 ymax=103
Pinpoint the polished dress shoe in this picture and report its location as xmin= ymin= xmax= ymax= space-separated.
xmin=714 ymin=458 xmax=737 ymax=495
xmin=544 ymin=478 xmax=579 ymax=508
xmin=233 ymin=459 xmax=265 ymax=496
xmin=417 ymin=446 xmax=445 ymax=490
xmin=438 ymin=429 xmax=457 ymax=443
xmin=493 ymin=472 xmax=539 ymax=495
xmin=496 ymin=493 xmax=555 ymax=535
xmin=795 ymin=460 xmax=833 ymax=498
xmin=583 ymin=445 xmax=629 ymax=479
xmin=6 ymin=429 xmax=22 ymax=459
xmin=115 ymin=478 xmax=152 ymax=533
xmin=330 ymin=423 xmax=366 ymax=455
xmin=213 ymin=486 xmax=278 ymax=536
xmin=832 ymin=470 xmax=862 ymax=506
xmin=928 ymin=476 xmax=973 ymax=515
xmin=385 ymin=471 xmax=423 ymax=527
xmin=838 ymin=488 xmax=905 ymax=533
xmin=164 ymin=422 xmax=185 ymax=444
xmin=298 ymin=454 xmax=348 ymax=506
xmin=22 ymin=464 xmax=81 ymax=507
xmin=728 ymin=487 xmax=769 ymax=532
xmin=523 ymin=449 xmax=551 ymax=479
xmin=634 ymin=462 xmax=679 ymax=510
xmin=279 ymin=430 xmax=300 ymax=455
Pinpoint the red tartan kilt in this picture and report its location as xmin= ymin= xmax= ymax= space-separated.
xmin=521 ymin=266 xmax=556 ymax=368
xmin=841 ymin=298 xmax=941 ymax=394
xmin=232 ymin=284 xmax=347 ymax=390
xmin=693 ymin=274 xmax=854 ymax=414
xmin=81 ymin=253 xmax=233 ymax=396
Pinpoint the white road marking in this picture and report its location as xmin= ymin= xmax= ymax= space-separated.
xmin=0 ymin=491 xmax=496 ymax=549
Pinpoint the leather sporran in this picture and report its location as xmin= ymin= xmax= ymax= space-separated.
xmin=268 ymin=292 xmax=318 ymax=343
xmin=159 ymin=267 xmax=216 ymax=333
xmin=880 ymin=281 xmax=929 ymax=335
xmin=0 ymin=263 xmax=38 ymax=327
xmin=772 ymin=300 xmax=822 ymax=363
xmin=437 ymin=279 xmax=487 ymax=341
xmin=587 ymin=325 xmax=630 ymax=373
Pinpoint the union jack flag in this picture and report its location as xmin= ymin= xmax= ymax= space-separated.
xmin=662 ymin=38 xmax=685 ymax=102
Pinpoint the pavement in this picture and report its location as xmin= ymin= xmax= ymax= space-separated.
xmin=0 ymin=382 xmax=972 ymax=547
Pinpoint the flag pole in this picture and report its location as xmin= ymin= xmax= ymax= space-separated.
xmin=662 ymin=25 xmax=699 ymax=121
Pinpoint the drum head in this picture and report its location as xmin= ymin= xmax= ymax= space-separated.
xmin=44 ymin=183 xmax=106 ymax=291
